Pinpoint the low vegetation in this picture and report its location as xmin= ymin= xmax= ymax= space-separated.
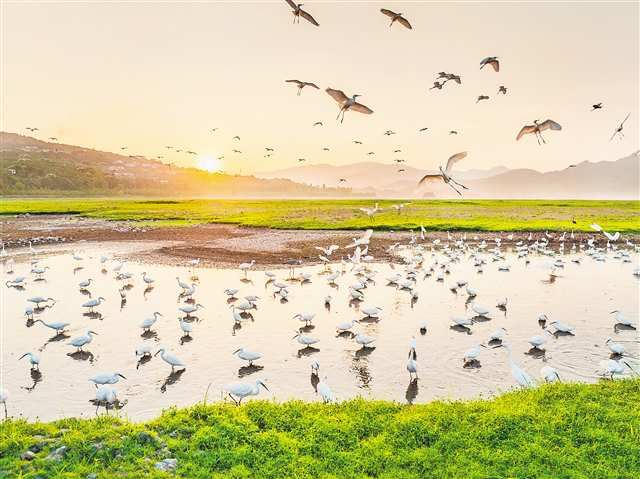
xmin=1 ymin=198 xmax=639 ymax=232
xmin=1 ymin=380 xmax=638 ymax=478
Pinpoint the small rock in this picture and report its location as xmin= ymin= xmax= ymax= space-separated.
xmin=45 ymin=446 xmax=67 ymax=462
xmin=168 ymin=431 xmax=177 ymax=438
xmin=21 ymin=451 xmax=36 ymax=461
xmin=28 ymin=442 xmax=45 ymax=453
xmin=87 ymin=474 xmax=97 ymax=479
xmin=154 ymin=458 xmax=177 ymax=472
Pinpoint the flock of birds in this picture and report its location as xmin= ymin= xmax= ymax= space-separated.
xmin=19 ymin=2 xmax=634 ymax=195
xmin=1 ymin=220 xmax=638 ymax=416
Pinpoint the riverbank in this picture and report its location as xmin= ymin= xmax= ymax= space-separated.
xmin=1 ymin=380 xmax=639 ymax=478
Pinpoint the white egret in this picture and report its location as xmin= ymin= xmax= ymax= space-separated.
xmin=317 ymin=377 xmax=335 ymax=403
xmin=89 ymin=372 xmax=127 ymax=387
xmin=141 ymin=272 xmax=155 ymax=286
xmin=417 ymin=152 xmax=469 ymax=196
xmin=610 ymin=310 xmax=636 ymax=328
xmin=179 ymin=318 xmax=193 ymax=336
xmin=463 ymin=344 xmax=487 ymax=364
xmin=34 ymin=319 xmax=69 ymax=334
xmin=528 ymin=330 xmax=552 ymax=350
xmin=155 ymin=348 xmax=185 ymax=372
xmin=19 ymin=352 xmax=40 ymax=370
xmin=470 ymin=303 xmax=491 ymax=318
xmin=516 ymin=119 xmax=562 ymax=145
xmin=82 ymin=296 xmax=106 ymax=312
xmin=239 ymin=260 xmax=256 ymax=278
xmin=140 ymin=312 xmax=163 ymax=331
xmin=224 ymin=379 xmax=269 ymax=405
xmin=0 ymin=389 xmax=7 ymax=418
xmin=95 ymin=386 xmax=118 ymax=407
xmin=135 ymin=344 xmax=152 ymax=357
xmin=336 ymin=320 xmax=358 ymax=333
xmin=179 ymin=303 xmax=204 ymax=317
xmin=354 ymin=333 xmax=376 ymax=348
xmin=68 ymin=330 xmax=98 ymax=351
xmin=495 ymin=343 xmax=536 ymax=387
xmin=605 ymin=337 xmax=625 ymax=355
xmin=28 ymin=296 xmax=55 ymax=308
xmin=326 ymin=88 xmax=374 ymax=124
xmin=292 ymin=332 xmax=319 ymax=347
xmin=548 ymin=321 xmax=576 ymax=335
xmin=78 ymin=279 xmax=93 ymax=289
xmin=489 ymin=327 xmax=507 ymax=342
xmin=540 ymin=366 xmax=561 ymax=383
xmin=293 ymin=312 xmax=316 ymax=326
xmin=361 ymin=306 xmax=382 ymax=318
xmin=406 ymin=356 xmax=418 ymax=379
xmin=233 ymin=348 xmax=263 ymax=366
xmin=224 ymin=288 xmax=239 ymax=298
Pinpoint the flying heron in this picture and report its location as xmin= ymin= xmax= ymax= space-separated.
xmin=313 ymin=121 xmax=323 ymax=126
xmin=443 ymin=73 xmax=461 ymax=85
xmin=449 ymin=130 xmax=458 ymax=135
xmin=430 ymin=81 xmax=444 ymax=90
xmin=419 ymin=127 xmax=429 ymax=132
xmin=610 ymin=113 xmax=630 ymax=141
xmin=417 ymin=151 xmax=469 ymax=196
xmin=516 ymin=119 xmax=562 ymax=144
xmin=339 ymin=178 xmax=347 ymax=182
xmin=591 ymin=103 xmax=603 ymax=111
xmin=480 ymin=56 xmax=500 ymax=72
xmin=384 ymin=130 xmax=396 ymax=136
xmin=325 ymin=88 xmax=374 ymax=123
xmin=233 ymin=135 xmax=240 ymax=141
xmin=286 ymin=79 xmax=320 ymax=96
xmin=498 ymin=86 xmax=507 ymax=95
xmin=284 ymin=1 xmax=319 ymax=26
xmin=353 ymin=140 xmax=363 ymax=144
xmin=380 ymin=9 xmax=412 ymax=29
xmin=476 ymin=95 xmax=490 ymax=103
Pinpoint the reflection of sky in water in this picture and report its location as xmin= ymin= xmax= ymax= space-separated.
xmin=2 ymin=241 xmax=639 ymax=421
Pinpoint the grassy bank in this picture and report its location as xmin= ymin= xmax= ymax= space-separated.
xmin=1 ymin=380 xmax=639 ymax=478
xmin=1 ymin=198 xmax=640 ymax=232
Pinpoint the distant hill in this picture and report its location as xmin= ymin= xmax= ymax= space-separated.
xmin=257 ymin=162 xmax=508 ymax=191
xmin=0 ymin=132 xmax=354 ymax=197
xmin=257 ymin=155 xmax=639 ymax=199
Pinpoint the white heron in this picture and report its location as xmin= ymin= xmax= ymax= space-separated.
xmin=528 ymin=330 xmax=552 ymax=350
xmin=141 ymin=312 xmax=163 ymax=331
xmin=605 ymin=337 xmax=625 ymax=355
xmin=317 ymin=377 xmax=335 ymax=403
xmin=28 ymin=296 xmax=55 ymax=308
xmin=155 ymin=348 xmax=185 ymax=372
xmin=68 ymin=330 xmax=98 ymax=351
xmin=361 ymin=306 xmax=382 ymax=318
xmin=451 ymin=316 xmax=473 ymax=328
xmin=516 ymin=119 xmax=562 ymax=145
xmin=141 ymin=272 xmax=155 ymax=286
xmin=336 ymin=320 xmax=358 ymax=333
xmin=95 ymin=386 xmax=118 ymax=408
xmin=548 ymin=320 xmax=576 ymax=335
xmin=179 ymin=303 xmax=204 ymax=317
xmin=380 ymin=8 xmax=412 ymax=29
xmin=540 ymin=366 xmax=561 ymax=383
xmin=19 ymin=352 xmax=40 ymax=370
xmin=89 ymin=372 xmax=127 ymax=387
xmin=224 ymin=288 xmax=239 ymax=299
xmin=292 ymin=332 xmax=319 ymax=347
xmin=82 ymin=297 xmax=106 ymax=312
xmin=417 ymin=152 xmax=469 ymax=196
xmin=610 ymin=112 xmax=630 ymax=141
xmin=610 ymin=310 xmax=636 ymax=328
xmin=34 ymin=319 xmax=69 ymax=334
xmin=406 ymin=356 xmax=418 ymax=379
xmin=463 ymin=344 xmax=487 ymax=364
xmin=224 ymin=379 xmax=269 ymax=405
xmin=6 ymin=276 xmax=26 ymax=287
xmin=0 ymin=389 xmax=7 ymax=418
xmin=494 ymin=343 xmax=536 ymax=388
xmin=78 ymin=279 xmax=93 ymax=290
xmin=285 ymin=79 xmax=320 ymax=95
xmin=326 ymin=88 xmax=374 ymax=124
xmin=293 ymin=312 xmax=316 ymax=326
xmin=354 ymin=333 xmax=375 ymax=348
xmin=488 ymin=327 xmax=507 ymax=343
xmin=135 ymin=344 xmax=152 ymax=357
xmin=470 ymin=303 xmax=491 ymax=318
xmin=239 ymin=260 xmax=256 ymax=277
xmin=176 ymin=277 xmax=191 ymax=290
xmin=179 ymin=318 xmax=193 ymax=336
xmin=480 ymin=56 xmax=499 ymax=72
xmin=233 ymin=348 xmax=263 ymax=366
xmin=284 ymin=0 xmax=319 ymax=26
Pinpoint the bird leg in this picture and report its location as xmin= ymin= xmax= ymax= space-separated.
xmin=228 ymin=393 xmax=239 ymax=406
xmin=447 ymin=183 xmax=464 ymax=197
xmin=450 ymin=178 xmax=468 ymax=190
xmin=297 ymin=87 xmax=302 ymax=96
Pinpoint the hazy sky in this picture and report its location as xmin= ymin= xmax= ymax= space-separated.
xmin=2 ymin=1 xmax=638 ymax=174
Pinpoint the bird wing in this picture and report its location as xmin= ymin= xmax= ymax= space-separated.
xmin=299 ymin=9 xmax=319 ymax=26
xmin=380 ymin=8 xmax=398 ymax=18
xmin=284 ymin=0 xmax=297 ymax=10
xmin=445 ymin=151 xmax=468 ymax=174
xmin=303 ymin=82 xmax=320 ymax=89
xmin=350 ymin=101 xmax=374 ymax=115
xmin=326 ymin=88 xmax=349 ymax=105
xmin=621 ymin=112 xmax=631 ymax=126
xmin=397 ymin=16 xmax=412 ymax=29
xmin=418 ymin=174 xmax=443 ymax=186
xmin=516 ymin=124 xmax=537 ymax=140
xmin=489 ymin=60 xmax=500 ymax=72
xmin=286 ymin=79 xmax=302 ymax=86
xmin=538 ymin=119 xmax=562 ymax=132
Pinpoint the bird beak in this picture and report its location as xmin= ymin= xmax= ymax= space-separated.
xmin=609 ymin=310 xmax=618 ymax=314
xmin=232 ymin=349 xmax=241 ymax=355
xmin=261 ymin=383 xmax=269 ymax=392
xmin=90 ymin=331 xmax=98 ymax=335
xmin=18 ymin=353 xmax=27 ymax=360
xmin=118 ymin=374 xmax=127 ymax=380
xmin=154 ymin=350 xmax=161 ymax=357
xmin=291 ymin=334 xmax=298 ymax=339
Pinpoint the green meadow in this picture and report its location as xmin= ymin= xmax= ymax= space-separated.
xmin=2 ymin=198 xmax=639 ymax=232
xmin=1 ymin=380 xmax=638 ymax=478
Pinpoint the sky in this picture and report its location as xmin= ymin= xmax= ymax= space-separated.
xmin=1 ymin=1 xmax=638 ymax=175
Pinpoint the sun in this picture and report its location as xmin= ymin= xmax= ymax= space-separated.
xmin=195 ymin=155 xmax=222 ymax=173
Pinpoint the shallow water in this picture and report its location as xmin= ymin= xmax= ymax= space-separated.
xmin=2 ymin=240 xmax=639 ymax=421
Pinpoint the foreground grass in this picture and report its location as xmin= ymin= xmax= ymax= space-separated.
xmin=1 ymin=380 xmax=639 ymax=478
xmin=1 ymin=198 xmax=640 ymax=232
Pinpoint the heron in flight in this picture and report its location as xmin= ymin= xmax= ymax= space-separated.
xmin=430 ymin=81 xmax=444 ymax=90
xmin=419 ymin=127 xmax=429 ymax=132
xmin=516 ymin=119 xmax=562 ymax=144
xmin=476 ymin=95 xmax=490 ymax=103
xmin=286 ymin=79 xmax=320 ymax=96
xmin=591 ymin=102 xmax=603 ymax=111
xmin=610 ymin=113 xmax=630 ymax=141
xmin=418 ymin=152 xmax=469 ymax=197
xmin=353 ymin=140 xmax=363 ymax=144
xmin=498 ymin=86 xmax=507 ymax=95
xmin=384 ymin=130 xmax=396 ymax=136
xmin=326 ymin=88 xmax=373 ymax=123
xmin=380 ymin=9 xmax=412 ymax=29
xmin=313 ymin=121 xmax=323 ymax=126
xmin=480 ymin=56 xmax=500 ymax=72
xmin=284 ymin=1 xmax=319 ymax=26
xmin=443 ymin=73 xmax=461 ymax=85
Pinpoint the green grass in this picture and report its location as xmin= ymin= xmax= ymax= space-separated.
xmin=1 ymin=198 xmax=639 ymax=232
xmin=1 ymin=380 xmax=639 ymax=478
